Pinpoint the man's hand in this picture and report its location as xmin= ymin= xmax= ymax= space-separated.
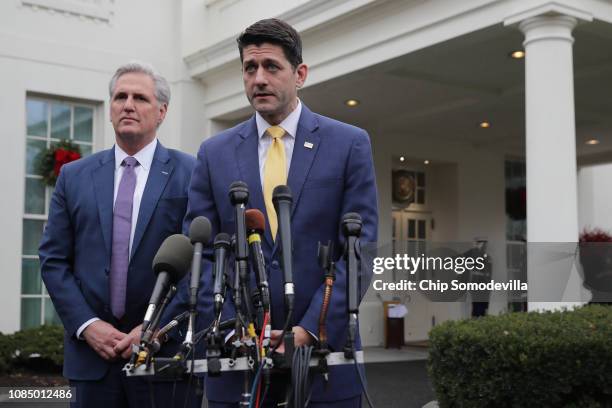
xmin=82 ymin=320 xmax=126 ymax=361
xmin=114 ymin=324 xmax=143 ymax=359
xmin=270 ymin=326 xmax=314 ymax=354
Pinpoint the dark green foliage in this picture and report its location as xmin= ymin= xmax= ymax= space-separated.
xmin=428 ymin=305 xmax=612 ymax=407
xmin=0 ymin=325 xmax=63 ymax=374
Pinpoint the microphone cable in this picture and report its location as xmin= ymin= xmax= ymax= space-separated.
xmin=291 ymin=345 xmax=313 ymax=408
xmin=354 ymin=357 xmax=375 ymax=408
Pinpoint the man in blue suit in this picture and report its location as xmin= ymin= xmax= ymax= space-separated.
xmin=39 ymin=62 xmax=198 ymax=408
xmin=184 ymin=19 xmax=378 ymax=407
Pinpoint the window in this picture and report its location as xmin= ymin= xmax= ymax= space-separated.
xmin=22 ymin=97 xmax=95 ymax=329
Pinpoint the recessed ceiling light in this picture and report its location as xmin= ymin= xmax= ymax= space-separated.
xmin=345 ymin=99 xmax=359 ymax=107
xmin=399 ymin=156 xmax=405 ymax=162
xmin=586 ymin=139 xmax=600 ymax=145
xmin=510 ymin=50 xmax=525 ymax=59
xmin=424 ymin=160 xmax=430 ymax=165
xmin=480 ymin=121 xmax=491 ymax=129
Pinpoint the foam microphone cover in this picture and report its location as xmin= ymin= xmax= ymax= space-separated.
xmin=152 ymin=234 xmax=193 ymax=282
xmin=245 ymin=209 xmax=266 ymax=233
xmin=189 ymin=216 xmax=212 ymax=245
xmin=342 ymin=212 xmax=362 ymax=236
xmin=272 ymin=185 xmax=292 ymax=206
xmin=214 ymin=232 xmax=231 ymax=248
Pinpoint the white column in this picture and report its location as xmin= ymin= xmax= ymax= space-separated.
xmin=519 ymin=16 xmax=586 ymax=310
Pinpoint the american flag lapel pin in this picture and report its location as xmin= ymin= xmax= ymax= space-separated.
xmin=304 ymin=141 xmax=314 ymax=149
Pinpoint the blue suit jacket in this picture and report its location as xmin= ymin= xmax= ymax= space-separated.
xmin=183 ymin=105 xmax=378 ymax=402
xmin=39 ymin=142 xmax=195 ymax=380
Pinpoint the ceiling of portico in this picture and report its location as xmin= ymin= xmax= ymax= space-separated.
xmin=216 ymin=19 xmax=612 ymax=164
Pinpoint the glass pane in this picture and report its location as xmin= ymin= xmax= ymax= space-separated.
xmin=22 ymin=258 xmax=42 ymax=295
xmin=21 ymin=298 xmax=41 ymax=329
xmin=51 ymin=103 xmax=70 ymax=140
xmin=418 ymin=220 xmax=426 ymax=239
xmin=26 ymin=139 xmax=47 ymax=176
xmin=417 ymin=188 xmax=425 ymax=205
xmin=22 ymin=219 xmax=45 ymax=256
xmin=416 ymin=172 xmax=425 ymax=187
xmin=74 ymin=107 xmax=93 ymax=142
xmin=25 ymin=178 xmax=46 ymax=214
xmin=44 ymin=298 xmax=62 ymax=326
xmin=27 ymin=100 xmax=48 ymax=137
xmin=78 ymin=143 xmax=92 ymax=157
xmin=408 ymin=219 xmax=415 ymax=239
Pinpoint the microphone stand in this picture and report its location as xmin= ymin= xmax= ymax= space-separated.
xmin=342 ymin=213 xmax=362 ymax=359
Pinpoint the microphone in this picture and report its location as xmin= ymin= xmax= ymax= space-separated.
xmin=246 ymin=209 xmax=271 ymax=320
xmin=272 ymin=185 xmax=294 ymax=314
xmin=342 ymin=212 xmax=362 ymax=358
xmin=213 ymin=233 xmax=231 ymax=317
xmin=142 ymin=234 xmax=193 ymax=332
xmin=228 ymin=181 xmax=255 ymax=323
xmin=183 ymin=216 xmax=212 ymax=349
xmin=342 ymin=212 xmax=362 ymax=314
xmin=188 ymin=216 xmax=212 ymax=307
xmin=155 ymin=310 xmax=190 ymax=346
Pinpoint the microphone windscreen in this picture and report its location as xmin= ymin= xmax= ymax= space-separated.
xmin=342 ymin=212 xmax=362 ymax=224
xmin=272 ymin=185 xmax=292 ymax=206
xmin=229 ymin=181 xmax=249 ymax=205
xmin=342 ymin=212 xmax=363 ymax=236
xmin=189 ymin=216 xmax=212 ymax=244
xmin=152 ymin=234 xmax=193 ymax=282
xmin=245 ymin=209 xmax=266 ymax=233
xmin=214 ymin=232 xmax=231 ymax=248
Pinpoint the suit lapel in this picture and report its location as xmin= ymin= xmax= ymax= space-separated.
xmin=131 ymin=143 xmax=172 ymax=259
xmin=92 ymin=149 xmax=115 ymax=256
xmin=287 ymin=105 xmax=320 ymax=216
xmin=270 ymin=106 xmax=320 ymax=255
xmin=235 ymin=118 xmax=272 ymax=247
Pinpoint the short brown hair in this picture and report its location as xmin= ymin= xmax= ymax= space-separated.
xmin=237 ymin=18 xmax=303 ymax=69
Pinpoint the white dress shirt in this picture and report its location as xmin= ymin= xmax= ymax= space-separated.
xmin=77 ymin=139 xmax=158 ymax=339
xmin=256 ymin=99 xmax=302 ymax=188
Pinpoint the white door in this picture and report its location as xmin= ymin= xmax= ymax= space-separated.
xmin=392 ymin=210 xmax=434 ymax=342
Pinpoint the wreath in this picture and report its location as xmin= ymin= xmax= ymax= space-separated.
xmin=36 ymin=139 xmax=82 ymax=187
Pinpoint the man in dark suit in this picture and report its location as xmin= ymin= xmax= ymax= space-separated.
xmin=39 ymin=62 xmax=198 ymax=407
xmin=183 ymin=19 xmax=378 ymax=407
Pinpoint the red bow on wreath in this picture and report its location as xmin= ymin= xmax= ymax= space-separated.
xmin=53 ymin=148 xmax=81 ymax=176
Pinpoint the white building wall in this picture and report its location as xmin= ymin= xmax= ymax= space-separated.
xmin=0 ymin=0 xmax=205 ymax=332
xmin=578 ymin=164 xmax=612 ymax=233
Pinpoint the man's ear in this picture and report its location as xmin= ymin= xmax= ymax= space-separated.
xmin=296 ymin=63 xmax=308 ymax=88
xmin=158 ymin=103 xmax=168 ymax=123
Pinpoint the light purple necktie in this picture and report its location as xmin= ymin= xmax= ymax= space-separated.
xmin=110 ymin=156 xmax=138 ymax=319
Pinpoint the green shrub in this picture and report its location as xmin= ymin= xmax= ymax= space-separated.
xmin=0 ymin=325 xmax=63 ymax=374
xmin=0 ymin=332 xmax=16 ymax=374
xmin=428 ymin=305 xmax=612 ymax=407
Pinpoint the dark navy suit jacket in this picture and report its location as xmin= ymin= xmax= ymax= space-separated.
xmin=182 ymin=105 xmax=378 ymax=402
xmin=39 ymin=142 xmax=195 ymax=380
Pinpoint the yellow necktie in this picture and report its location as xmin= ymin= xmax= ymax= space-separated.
xmin=263 ymin=126 xmax=287 ymax=240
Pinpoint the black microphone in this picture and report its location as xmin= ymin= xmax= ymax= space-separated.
xmin=213 ymin=233 xmax=231 ymax=317
xmin=272 ymin=185 xmax=294 ymax=314
xmin=246 ymin=208 xmax=271 ymax=320
xmin=342 ymin=213 xmax=362 ymax=314
xmin=342 ymin=212 xmax=362 ymax=358
xmin=183 ymin=216 xmax=212 ymax=350
xmin=229 ymin=181 xmax=255 ymax=323
xmin=142 ymin=234 xmax=193 ymax=332
xmin=189 ymin=216 xmax=212 ymax=307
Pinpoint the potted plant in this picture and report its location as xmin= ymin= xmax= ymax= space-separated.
xmin=579 ymin=228 xmax=612 ymax=303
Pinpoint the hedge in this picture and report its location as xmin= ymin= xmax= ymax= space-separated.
xmin=0 ymin=325 xmax=63 ymax=374
xmin=428 ymin=305 xmax=612 ymax=407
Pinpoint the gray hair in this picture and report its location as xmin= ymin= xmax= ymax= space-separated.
xmin=108 ymin=61 xmax=171 ymax=105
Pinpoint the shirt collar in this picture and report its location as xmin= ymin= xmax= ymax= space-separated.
xmin=255 ymin=99 xmax=302 ymax=140
xmin=114 ymin=138 xmax=158 ymax=171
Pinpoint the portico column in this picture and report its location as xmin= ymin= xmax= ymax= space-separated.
xmin=519 ymin=15 xmax=581 ymax=310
